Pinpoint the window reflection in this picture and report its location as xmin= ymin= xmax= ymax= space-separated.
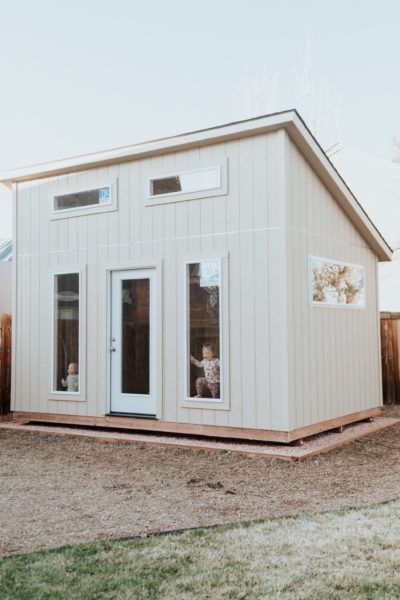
xmin=150 ymin=167 xmax=221 ymax=197
xmin=121 ymin=278 xmax=150 ymax=395
xmin=188 ymin=261 xmax=221 ymax=399
xmin=54 ymin=186 xmax=111 ymax=211
xmin=54 ymin=273 xmax=79 ymax=392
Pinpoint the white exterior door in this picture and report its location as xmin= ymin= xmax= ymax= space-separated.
xmin=110 ymin=269 xmax=156 ymax=415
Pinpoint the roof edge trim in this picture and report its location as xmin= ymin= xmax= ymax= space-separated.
xmin=0 ymin=110 xmax=296 ymax=187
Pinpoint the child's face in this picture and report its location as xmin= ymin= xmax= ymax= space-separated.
xmin=68 ymin=363 xmax=78 ymax=375
xmin=202 ymin=347 xmax=214 ymax=360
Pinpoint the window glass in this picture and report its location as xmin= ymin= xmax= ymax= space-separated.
xmin=54 ymin=273 xmax=79 ymax=392
xmin=310 ymin=257 xmax=366 ymax=307
xmin=188 ymin=261 xmax=221 ymax=400
xmin=54 ymin=186 xmax=111 ymax=211
xmin=121 ymin=278 xmax=150 ymax=395
xmin=150 ymin=166 xmax=220 ymax=197
xmin=151 ymin=176 xmax=181 ymax=196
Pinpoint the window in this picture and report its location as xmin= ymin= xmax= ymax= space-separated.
xmin=50 ymin=179 xmax=118 ymax=219
xmin=309 ymin=256 xmax=366 ymax=308
xmin=54 ymin=185 xmax=112 ymax=212
xmin=147 ymin=163 xmax=227 ymax=205
xmin=150 ymin=166 xmax=221 ymax=197
xmin=53 ymin=272 xmax=80 ymax=393
xmin=186 ymin=260 xmax=222 ymax=401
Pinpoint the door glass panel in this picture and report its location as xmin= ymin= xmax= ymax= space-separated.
xmin=121 ymin=278 xmax=150 ymax=395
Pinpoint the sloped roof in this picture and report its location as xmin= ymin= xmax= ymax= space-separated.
xmin=0 ymin=239 xmax=12 ymax=262
xmin=330 ymin=145 xmax=400 ymax=310
xmin=0 ymin=109 xmax=392 ymax=261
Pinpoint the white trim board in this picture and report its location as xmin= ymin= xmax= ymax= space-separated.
xmin=181 ymin=253 xmax=230 ymax=411
xmin=48 ymin=265 xmax=87 ymax=402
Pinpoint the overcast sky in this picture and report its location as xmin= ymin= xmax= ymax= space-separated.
xmin=0 ymin=0 xmax=399 ymax=237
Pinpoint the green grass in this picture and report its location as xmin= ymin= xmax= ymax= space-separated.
xmin=2 ymin=500 xmax=400 ymax=599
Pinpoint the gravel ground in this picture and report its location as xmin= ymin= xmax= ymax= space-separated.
xmin=1 ymin=405 xmax=400 ymax=557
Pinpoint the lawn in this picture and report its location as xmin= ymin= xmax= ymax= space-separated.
xmin=2 ymin=499 xmax=400 ymax=599
xmin=2 ymin=408 xmax=400 ymax=557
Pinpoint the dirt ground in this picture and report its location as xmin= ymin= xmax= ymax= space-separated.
xmin=2 ymin=406 xmax=400 ymax=557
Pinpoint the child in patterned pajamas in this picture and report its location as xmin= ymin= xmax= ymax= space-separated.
xmin=190 ymin=344 xmax=220 ymax=399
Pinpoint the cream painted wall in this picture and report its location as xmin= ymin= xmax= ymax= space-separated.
xmin=285 ymin=134 xmax=382 ymax=430
xmin=13 ymin=131 xmax=291 ymax=431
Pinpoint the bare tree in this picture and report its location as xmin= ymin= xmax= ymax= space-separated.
xmin=236 ymin=67 xmax=280 ymax=119
xmin=292 ymin=37 xmax=342 ymax=151
xmin=235 ymin=36 xmax=342 ymax=151
xmin=392 ymin=136 xmax=400 ymax=163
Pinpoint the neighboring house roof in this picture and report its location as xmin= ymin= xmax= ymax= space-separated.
xmin=329 ymin=145 xmax=400 ymax=310
xmin=329 ymin=145 xmax=400 ymax=250
xmin=0 ymin=110 xmax=392 ymax=261
xmin=0 ymin=239 xmax=12 ymax=262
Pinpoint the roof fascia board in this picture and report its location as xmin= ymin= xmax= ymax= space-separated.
xmin=286 ymin=114 xmax=392 ymax=262
xmin=0 ymin=111 xmax=295 ymax=188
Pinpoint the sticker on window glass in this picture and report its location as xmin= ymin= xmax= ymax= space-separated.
xmin=310 ymin=256 xmax=366 ymax=307
xmin=199 ymin=261 xmax=220 ymax=287
xmin=99 ymin=187 xmax=111 ymax=204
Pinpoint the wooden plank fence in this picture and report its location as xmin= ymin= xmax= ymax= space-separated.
xmin=380 ymin=312 xmax=400 ymax=405
xmin=0 ymin=314 xmax=11 ymax=416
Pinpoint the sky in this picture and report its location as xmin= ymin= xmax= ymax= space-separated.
xmin=0 ymin=0 xmax=400 ymax=237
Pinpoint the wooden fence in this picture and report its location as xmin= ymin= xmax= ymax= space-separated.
xmin=380 ymin=312 xmax=400 ymax=405
xmin=0 ymin=314 xmax=11 ymax=416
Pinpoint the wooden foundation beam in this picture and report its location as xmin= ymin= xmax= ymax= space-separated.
xmin=10 ymin=407 xmax=381 ymax=444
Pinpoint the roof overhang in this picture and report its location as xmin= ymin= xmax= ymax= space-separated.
xmin=0 ymin=109 xmax=392 ymax=261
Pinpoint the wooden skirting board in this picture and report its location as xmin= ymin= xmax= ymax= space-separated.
xmin=10 ymin=407 xmax=381 ymax=444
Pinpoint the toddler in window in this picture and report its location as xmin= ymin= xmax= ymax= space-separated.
xmin=61 ymin=362 xmax=79 ymax=392
xmin=190 ymin=344 xmax=220 ymax=399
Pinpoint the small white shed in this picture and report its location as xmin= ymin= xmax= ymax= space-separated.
xmin=0 ymin=111 xmax=392 ymax=442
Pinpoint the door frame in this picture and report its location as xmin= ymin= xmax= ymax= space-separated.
xmin=104 ymin=259 xmax=163 ymax=419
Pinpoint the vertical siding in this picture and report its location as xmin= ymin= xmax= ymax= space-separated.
xmin=14 ymin=130 xmax=290 ymax=431
xmin=285 ymin=134 xmax=382 ymax=430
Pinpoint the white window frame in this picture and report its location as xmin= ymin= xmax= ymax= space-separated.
xmin=308 ymin=255 xmax=367 ymax=309
xmin=145 ymin=159 xmax=228 ymax=206
xmin=49 ymin=265 xmax=86 ymax=401
xmin=50 ymin=178 xmax=118 ymax=220
xmin=182 ymin=252 xmax=230 ymax=410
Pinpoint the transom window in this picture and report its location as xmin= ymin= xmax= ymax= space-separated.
xmin=149 ymin=166 xmax=221 ymax=198
xmin=53 ymin=186 xmax=112 ymax=212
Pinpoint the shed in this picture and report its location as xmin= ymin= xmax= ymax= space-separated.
xmin=0 ymin=110 xmax=392 ymax=442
